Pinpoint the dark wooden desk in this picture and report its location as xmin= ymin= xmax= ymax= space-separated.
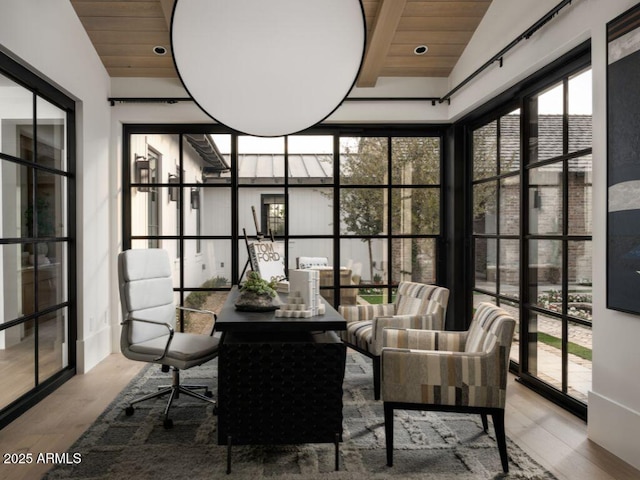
xmin=216 ymin=287 xmax=347 ymax=472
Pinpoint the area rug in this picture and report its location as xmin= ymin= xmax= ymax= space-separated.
xmin=43 ymin=354 xmax=555 ymax=480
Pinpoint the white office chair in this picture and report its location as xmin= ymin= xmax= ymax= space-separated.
xmin=118 ymin=248 xmax=220 ymax=428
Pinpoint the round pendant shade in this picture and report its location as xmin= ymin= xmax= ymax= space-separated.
xmin=171 ymin=0 xmax=365 ymax=137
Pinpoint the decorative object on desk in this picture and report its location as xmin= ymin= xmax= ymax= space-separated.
xmin=42 ymin=354 xmax=556 ymax=480
xmin=247 ymin=240 xmax=286 ymax=283
xmin=274 ymin=291 xmax=325 ymax=318
xmin=287 ymin=269 xmax=321 ymax=315
xmin=235 ymin=271 xmax=280 ymax=312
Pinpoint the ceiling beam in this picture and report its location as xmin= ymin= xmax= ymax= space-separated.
xmin=356 ymin=0 xmax=407 ymax=88
xmin=159 ymin=0 xmax=175 ymax=30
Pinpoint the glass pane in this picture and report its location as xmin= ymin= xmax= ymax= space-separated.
xmin=499 ymin=176 xmax=519 ymax=235
xmin=529 ymin=165 xmax=563 ymax=235
xmin=529 ymin=311 xmax=562 ymax=391
xmin=530 ymin=82 xmax=563 ymax=163
xmin=499 ymin=239 xmax=519 ymax=299
xmin=473 ymin=121 xmax=497 ymax=180
xmin=530 ymin=239 xmax=563 ymax=311
xmin=289 ymin=238 xmax=333 ymax=270
xmin=129 ymin=134 xmax=180 ymax=187
xmin=238 ymin=136 xmax=285 ymax=185
xmin=568 ymin=69 xmax=592 ymax=153
xmin=289 ymin=187 xmax=333 ymax=235
xmin=568 ymin=319 xmax=592 ymax=403
xmin=183 ymin=133 xmax=230 ymax=185
xmin=341 ymin=237 xmax=387 ymax=285
xmin=340 ymin=188 xmax=387 ymax=235
xmin=474 ymin=237 xmax=496 ymax=293
xmin=37 ymin=242 xmax=65 ymax=312
xmin=35 ymin=170 xmax=65 ymax=238
xmin=288 ymin=135 xmax=333 ymax=184
xmin=188 ymin=186 xmax=230 ymax=235
xmin=1 ymin=161 xmax=29 ymax=238
xmin=391 ymin=137 xmax=440 ymax=185
xmin=38 ymin=308 xmax=68 ymax=383
xmin=473 ymin=181 xmax=497 ymax=234
xmin=391 ymin=238 xmax=436 ymax=284
xmin=0 ymin=322 xmax=35 ymax=408
xmin=183 ymin=240 xmax=232 ymax=289
xmin=238 ymin=188 xmax=284 ymax=236
xmin=2 ymin=244 xmax=25 ymax=320
xmin=568 ymin=155 xmax=592 ymax=235
xmin=131 ymin=187 xmax=180 ymax=237
xmin=36 ymin=97 xmax=66 ymax=171
xmin=472 ymin=292 xmax=496 ymax=310
xmin=391 ymin=187 xmax=439 ymax=235
xmin=182 ymin=290 xmax=230 ymax=334
xmin=498 ymin=299 xmax=520 ymax=363
xmin=568 ymin=240 xmax=592 ymax=321
xmin=500 ymin=110 xmax=520 ymax=173
xmin=340 ymin=137 xmax=387 ymax=185
xmin=0 ymin=74 xmax=34 ymax=160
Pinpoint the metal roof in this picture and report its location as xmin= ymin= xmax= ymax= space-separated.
xmin=185 ymin=134 xmax=229 ymax=170
xmin=216 ymin=153 xmax=333 ymax=184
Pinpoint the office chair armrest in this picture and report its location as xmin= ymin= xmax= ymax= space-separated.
xmin=122 ymin=317 xmax=175 ymax=362
xmin=382 ymin=327 xmax=466 ymax=352
xmin=176 ymin=306 xmax=217 ymax=336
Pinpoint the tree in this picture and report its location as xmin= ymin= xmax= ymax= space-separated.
xmin=339 ymin=137 xmax=441 ymax=283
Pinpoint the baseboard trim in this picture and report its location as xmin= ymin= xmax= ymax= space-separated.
xmin=588 ymin=390 xmax=640 ymax=471
xmin=77 ymin=325 xmax=113 ymax=373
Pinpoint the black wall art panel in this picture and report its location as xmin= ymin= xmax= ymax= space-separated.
xmin=607 ymin=3 xmax=640 ymax=314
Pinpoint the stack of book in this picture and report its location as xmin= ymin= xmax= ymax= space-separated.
xmin=274 ymin=269 xmax=325 ymax=318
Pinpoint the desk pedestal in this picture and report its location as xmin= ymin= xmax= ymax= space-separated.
xmin=218 ymin=330 xmax=346 ymax=447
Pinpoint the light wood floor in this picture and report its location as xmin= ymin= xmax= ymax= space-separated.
xmin=0 ymin=353 xmax=638 ymax=480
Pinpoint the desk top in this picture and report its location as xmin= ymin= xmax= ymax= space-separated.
xmin=215 ymin=286 xmax=346 ymax=333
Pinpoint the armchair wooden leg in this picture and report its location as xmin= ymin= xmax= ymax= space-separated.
xmin=373 ymin=356 xmax=381 ymax=400
xmin=491 ymin=410 xmax=509 ymax=473
xmin=480 ymin=413 xmax=489 ymax=432
xmin=384 ymin=402 xmax=394 ymax=467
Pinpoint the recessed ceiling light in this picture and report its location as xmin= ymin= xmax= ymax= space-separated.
xmin=153 ymin=46 xmax=167 ymax=55
xmin=414 ymin=45 xmax=428 ymax=55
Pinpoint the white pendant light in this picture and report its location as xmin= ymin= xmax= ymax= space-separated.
xmin=171 ymin=0 xmax=365 ymax=137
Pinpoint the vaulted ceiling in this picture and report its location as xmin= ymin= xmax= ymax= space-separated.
xmin=70 ymin=0 xmax=492 ymax=88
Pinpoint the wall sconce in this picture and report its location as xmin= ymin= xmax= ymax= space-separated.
xmin=134 ymin=155 xmax=150 ymax=192
xmin=533 ymin=188 xmax=542 ymax=209
xmin=168 ymin=174 xmax=179 ymax=202
xmin=171 ymin=0 xmax=365 ymax=137
xmin=191 ymin=187 xmax=200 ymax=210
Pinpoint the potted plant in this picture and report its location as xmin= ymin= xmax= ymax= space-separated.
xmin=235 ymin=271 xmax=280 ymax=311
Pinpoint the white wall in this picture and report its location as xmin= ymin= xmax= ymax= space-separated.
xmin=0 ymin=0 xmax=113 ymax=373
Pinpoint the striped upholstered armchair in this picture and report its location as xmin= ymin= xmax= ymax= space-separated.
xmin=338 ymin=282 xmax=449 ymax=400
xmin=381 ymin=302 xmax=516 ymax=473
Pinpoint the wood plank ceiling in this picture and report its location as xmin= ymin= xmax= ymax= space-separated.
xmin=70 ymin=0 xmax=492 ymax=88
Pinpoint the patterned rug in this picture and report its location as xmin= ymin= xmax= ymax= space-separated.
xmin=43 ymin=353 xmax=555 ymax=479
